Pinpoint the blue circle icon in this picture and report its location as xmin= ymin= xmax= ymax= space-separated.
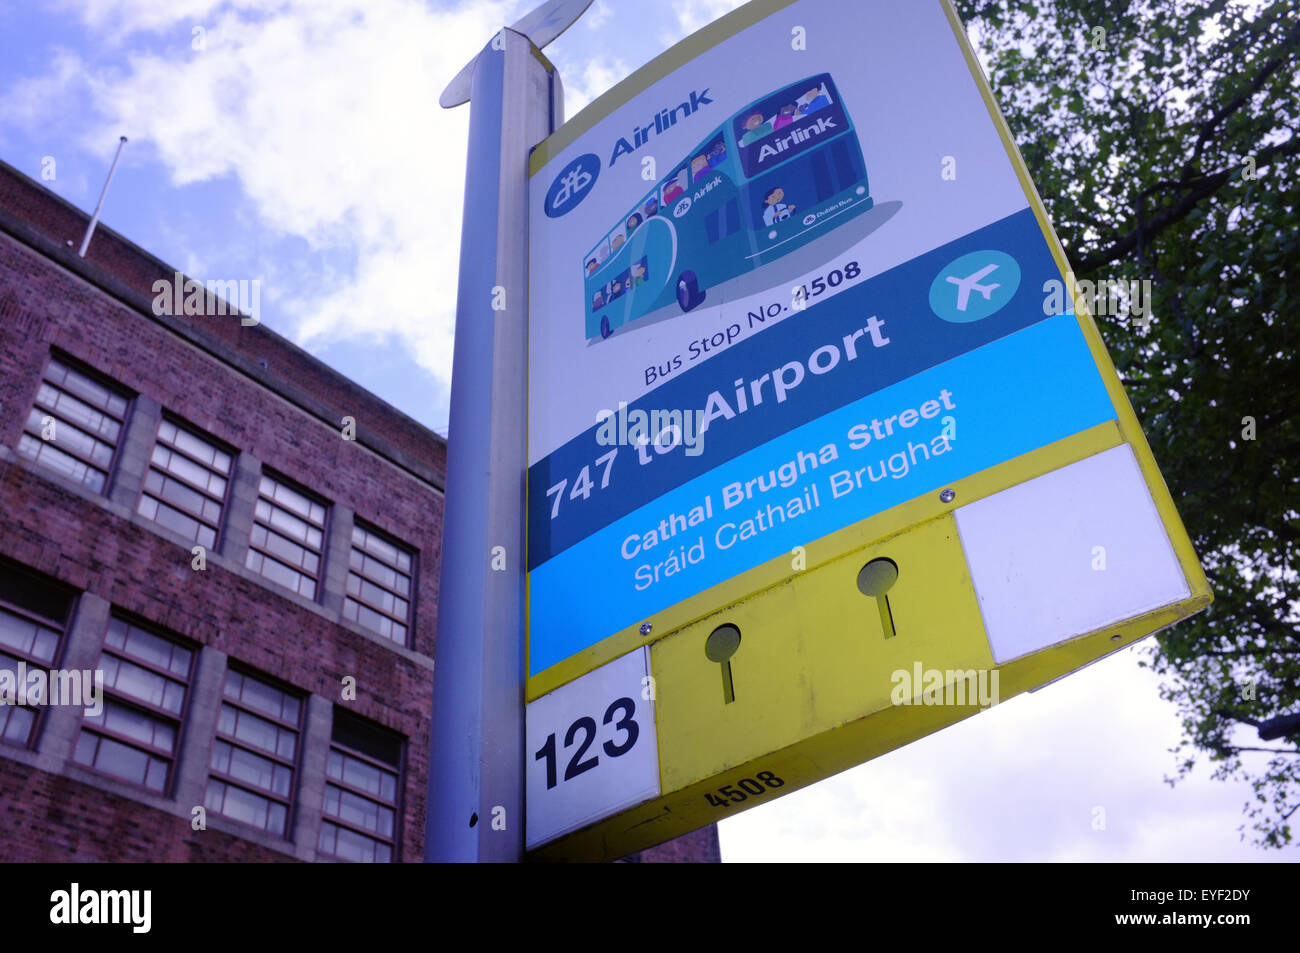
xmin=929 ymin=250 xmax=1021 ymax=323
xmin=545 ymin=153 xmax=600 ymax=218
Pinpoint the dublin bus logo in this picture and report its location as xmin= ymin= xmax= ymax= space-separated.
xmin=546 ymin=153 xmax=600 ymax=218
xmin=583 ymin=72 xmax=875 ymax=342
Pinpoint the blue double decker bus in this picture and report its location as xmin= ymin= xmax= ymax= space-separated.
xmin=583 ymin=73 xmax=873 ymax=341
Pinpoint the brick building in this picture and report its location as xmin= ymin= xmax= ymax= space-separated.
xmin=0 ymin=159 xmax=718 ymax=862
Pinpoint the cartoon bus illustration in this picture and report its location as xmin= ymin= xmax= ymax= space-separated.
xmin=584 ymin=73 xmax=873 ymax=341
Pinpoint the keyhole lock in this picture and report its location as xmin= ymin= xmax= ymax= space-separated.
xmin=857 ymin=558 xmax=899 ymax=639
xmin=705 ymin=623 xmax=742 ymax=704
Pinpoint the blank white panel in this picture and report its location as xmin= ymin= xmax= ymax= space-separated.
xmin=954 ymin=444 xmax=1190 ymax=664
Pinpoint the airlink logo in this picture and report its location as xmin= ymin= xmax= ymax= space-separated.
xmin=609 ymin=88 xmax=714 ymax=167
xmin=544 ymin=153 xmax=600 ymax=218
xmin=755 ymin=115 xmax=837 ymax=165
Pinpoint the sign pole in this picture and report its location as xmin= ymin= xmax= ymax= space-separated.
xmin=426 ymin=28 xmax=562 ymax=862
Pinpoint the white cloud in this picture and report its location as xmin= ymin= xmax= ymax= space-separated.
xmin=582 ymin=0 xmax=612 ymax=31
xmin=0 ymin=48 xmax=88 ymax=132
xmin=559 ymin=53 xmax=631 ymax=118
xmin=25 ymin=0 xmax=543 ymax=390
xmin=662 ymin=0 xmax=747 ymax=46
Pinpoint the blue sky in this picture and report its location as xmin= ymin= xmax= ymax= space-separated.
xmin=0 ymin=0 xmax=1285 ymax=861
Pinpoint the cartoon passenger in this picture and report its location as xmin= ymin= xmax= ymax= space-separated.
xmin=707 ymin=141 xmax=726 ymax=167
xmin=740 ymin=112 xmax=773 ymax=146
xmin=611 ymin=232 xmax=626 ymax=252
xmin=772 ymin=102 xmax=798 ymax=131
xmin=762 ymin=186 xmax=795 ymax=226
xmin=798 ymin=85 xmax=829 ymax=115
xmin=630 ymin=261 xmax=647 ymax=287
xmin=643 ymin=197 xmax=659 ymax=218
xmin=585 ymin=258 xmax=599 ymax=277
xmin=625 ymin=212 xmax=642 ymax=236
xmin=592 ymin=290 xmax=605 ymax=309
xmin=662 ymin=174 xmax=686 ymax=203
xmin=691 ymin=154 xmax=710 ymax=181
xmin=609 ymin=277 xmax=625 ymax=300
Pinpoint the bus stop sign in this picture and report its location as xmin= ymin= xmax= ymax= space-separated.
xmin=524 ymin=0 xmax=1210 ymax=859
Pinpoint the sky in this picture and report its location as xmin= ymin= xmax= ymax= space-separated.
xmin=0 ymin=0 xmax=1289 ymax=862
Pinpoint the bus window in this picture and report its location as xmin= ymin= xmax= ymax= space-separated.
xmin=588 ymin=237 xmax=610 ymax=272
xmin=737 ymin=109 xmax=773 ymax=147
xmin=624 ymin=211 xmax=644 ymax=237
xmin=629 ymin=257 xmax=649 ymax=289
xmin=661 ymin=167 xmax=689 ymax=205
xmin=749 ymin=154 xmax=829 ymax=230
xmin=794 ymin=81 xmax=832 ymax=118
xmin=689 ymin=152 xmax=710 ymax=183
xmin=610 ymin=231 xmax=626 ymax=254
xmin=608 ymin=269 xmax=630 ymax=302
xmin=690 ymin=135 xmax=728 ymax=182
xmin=733 ymin=75 xmax=847 ymax=180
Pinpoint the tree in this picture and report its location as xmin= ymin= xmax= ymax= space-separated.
xmin=952 ymin=0 xmax=1300 ymax=847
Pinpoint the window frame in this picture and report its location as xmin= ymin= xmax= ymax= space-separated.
xmin=137 ymin=415 xmax=236 ymax=550
xmin=17 ymin=351 xmax=134 ymax=496
xmin=244 ymin=470 xmax=331 ymax=602
xmin=343 ymin=521 xmax=417 ymax=647
xmin=0 ymin=562 xmax=76 ymax=750
xmin=73 ymin=615 xmax=196 ymax=796
xmin=318 ymin=713 xmax=405 ymax=863
xmin=204 ymin=666 xmax=305 ymax=839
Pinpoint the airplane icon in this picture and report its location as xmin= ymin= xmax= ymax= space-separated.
xmin=945 ymin=264 xmax=1001 ymax=312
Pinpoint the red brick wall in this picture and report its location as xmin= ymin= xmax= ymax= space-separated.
xmin=0 ymin=758 xmax=295 ymax=862
xmin=631 ymin=826 xmax=723 ymax=863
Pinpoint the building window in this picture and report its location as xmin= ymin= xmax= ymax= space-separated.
xmin=343 ymin=523 xmax=414 ymax=645
xmin=245 ymin=474 xmax=328 ymax=600
xmin=73 ymin=617 xmax=193 ymax=793
xmin=0 ymin=562 xmax=76 ymax=748
xmin=138 ymin=419 xmax=234 ymax=549
xmin=17 ymin=355 xmax=129 ymax=494
xmin=319 ymin=710 xmax=403 ymax=863
xmin=205 ymin=669 xmax=302 ymax=837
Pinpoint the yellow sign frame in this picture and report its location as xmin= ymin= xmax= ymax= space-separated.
xmin=524 ymin=0 xmax=1211 ymax=860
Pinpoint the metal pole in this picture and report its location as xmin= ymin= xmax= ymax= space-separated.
xmin=78 ymin=136 xmax=128 ymax=258
xmin=425 ymin=28 xmax=562 ymax=862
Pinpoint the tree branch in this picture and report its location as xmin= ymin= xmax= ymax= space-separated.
xmin=1075 ymin=135 xmax=1300 ymax=274
xmin=1180 ymin=14 xmax=1300 ymax=181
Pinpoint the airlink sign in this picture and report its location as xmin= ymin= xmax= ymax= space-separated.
xmin=524 ymin=0 xmax=1210 ymax=860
